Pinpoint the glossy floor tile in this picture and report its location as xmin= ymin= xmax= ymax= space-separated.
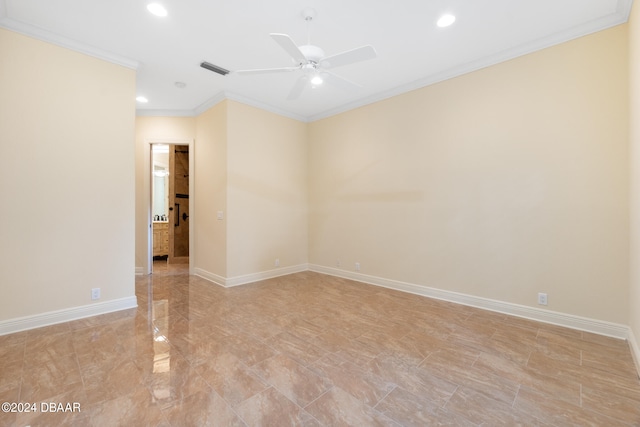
xmin=1 ymin=268 xmax=639 ymax=426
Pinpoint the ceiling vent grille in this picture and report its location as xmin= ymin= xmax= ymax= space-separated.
xmin=200 ymin=61 xmax=229 ymax=76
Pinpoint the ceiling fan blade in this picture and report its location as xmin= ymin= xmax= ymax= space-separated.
xmin=270 ymin=33 xmax=307 ymax=64
xmin=235 ymin=67 xmax=299 ymax=75
xmin=320 ymin=45 xmax=377 ymax=69
xmin=321 ymin=71 xmax=361 ymax=92
xmin=286 ymin=75 xmax=308 ymax=100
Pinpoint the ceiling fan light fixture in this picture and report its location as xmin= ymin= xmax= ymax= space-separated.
xmin=437 ymin=13 xmax=456 ymax=28
xmin=236 ymin=9 xmax=376 ymax=100
xmin=147 ymin=3 xmax=168 ymax=17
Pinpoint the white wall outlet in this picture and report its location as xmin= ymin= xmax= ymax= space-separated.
xmin=91 ymin=288 xmax=101 ymax=300
xmin=336 ymin=260 xmax=341 ymax=268
xmin=217 ymin=211 xmax=223 ymax=220
xmin=275 ymin=258 xmax=280 ymax=267
xmin=355 ymin=262 xmax=361 ymax=271
xmin=538 ymin=292 xmax=548 ymax=306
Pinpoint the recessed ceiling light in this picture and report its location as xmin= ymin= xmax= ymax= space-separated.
xmin=147 ymin=3 xmax=168 ymax=17
xmin=136 ymin=96 xmax=149 ymax=103
xmin=174 ymin=81 xmax=187 ymax=89
xmin=437 ymin=14 xmax=456 ymax=28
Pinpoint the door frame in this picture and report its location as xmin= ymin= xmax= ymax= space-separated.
xmin=145 ymin=138 xmax=194 ymax=275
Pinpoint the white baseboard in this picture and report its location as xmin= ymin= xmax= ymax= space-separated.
xmin=309 ymin=264 xmax=631 ymax=340
xmin=0 ymin=296 xmax=138 ymax=336
xmin=194 ymin=264 xmax=309 ymax=288
xmin=629 ymin=328 xmax=640 ymax=379
xmin=193 ymin=268 xmax=227 ymax=287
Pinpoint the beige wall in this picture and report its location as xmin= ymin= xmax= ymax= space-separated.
xmin=134 ymin=116 xmax=196 ymax=273
xmin=2 ymin=15 xmax=632 ymax=342
xmin=194 ymin=102 xmax=228 ymax=278
xmin=226 ymin=101 xmax=308 ymax=278
xmin=309 ymin=25 xmax=629 ymax=324
xmin=136 ymin=101 xmax=308 ymax=282
xmin=0 ymin=29 xmax=136 ymax=320
xmin=629 ymin=3 xmax=640 ymax=363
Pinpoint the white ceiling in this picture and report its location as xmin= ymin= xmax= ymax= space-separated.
xmin=0 ymin=0 xmax=632 ymax=122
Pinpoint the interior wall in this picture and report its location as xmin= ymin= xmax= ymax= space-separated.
xmin=194 ymin=101 xmax=228 ymax=278
xmin=0 ymin=29 xmax=136 ymax=321
xmin=309 ymin=25 xmax=629 ymax=324
xmin=134 ymin=116 xmax=196 ymax=273
xmin=226 ymin=100 xmax=308 ymax=278
xmin=628 ymin=2 xmax=640 ymax=365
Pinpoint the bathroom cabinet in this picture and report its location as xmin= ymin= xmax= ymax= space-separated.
xmin=153 ymin=222 xmax=169 ymax=257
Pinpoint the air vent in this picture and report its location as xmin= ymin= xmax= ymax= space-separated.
xmin=200 ymin=61 xmax=230 ymax=76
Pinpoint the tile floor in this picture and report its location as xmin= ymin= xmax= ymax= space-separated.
xmin=1 ymin=267 xmax=640 ymax=426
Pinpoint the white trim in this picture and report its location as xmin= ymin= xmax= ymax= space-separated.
xmin=0 ymin=17 xmax=139 ymax=70
xmin=224 ymin=91 xmax=309 ymax=123
xmin=0 ymin=0 xmax=630 ymax=122
xmin=618 ymin=0 xmax=634 ymax=20
xmin=133 ymin=0 xmax=633 ymax=124
xmin=136 ymin=109 xmax=197 ymax=118
xmin=194 ymin=264 xmax=309 ymax=288
xmin=308 ymin=264 xmax=631 ymax=340
xmin=193 ymin=268 xmax=227 ymax=287
xmin=0 ymin=296 xmax=138 ymax=336
xmin=629 ymin=329 xmax=640 ymax=379
xmin=145 ymin=90 xmax=311 ymax=123
xmin=193 ymin=91 xmax=227 ymax=116
xmin=194 ymin=262 xmax=632 ymax=342
xmin=307 ymin=3 xmax=633 ymax=122
xmin=145 ymin=139 xmax=195 ymax=276
xmin=226 ymin=264 xmax=309 ymax=287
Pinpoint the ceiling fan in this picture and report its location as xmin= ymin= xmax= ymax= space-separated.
xmin=234 ymin=8 xmax=377 ymax=100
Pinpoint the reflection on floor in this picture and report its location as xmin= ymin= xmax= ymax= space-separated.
xmin=152 ymin=259 xmax=189 ymax=276
xmin=1 ymin=269 xmax=639 ymax=426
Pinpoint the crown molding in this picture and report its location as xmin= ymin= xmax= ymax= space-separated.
xmin=307 ymin=0 xmax=633 ymax=122
xmin=0 ymin=15 xmax=139 ymax=70
xmin=193 ymin=91 xmax=227 ymax=116
xmin=140 ymin=90 xmax=310 ymax=123
xmin=224 ymin=91 xmax=309 ymax=123
xmin=136 ymin=109 xmax=197 ymax=117
xmin=9 ymin=0 xmax=628 ymax=123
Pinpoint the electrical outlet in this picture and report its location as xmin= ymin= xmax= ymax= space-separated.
xmin=538 ymin=292 xmax=548 ymax=306
xmin=91 ymin=288 xmax=101 ymax=300
xmin=355 ymin=262 xmax=360 ymax=271
xmin=336 ymin=260 xmax=341 ymax=268
xmin=275 ymin=258 xmax=280 ymax=267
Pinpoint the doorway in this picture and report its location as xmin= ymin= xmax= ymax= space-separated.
xmin=149 ymin=142 xmax=192 ymax=274
xmin=168 ymin=145 xmax=189 ymax=264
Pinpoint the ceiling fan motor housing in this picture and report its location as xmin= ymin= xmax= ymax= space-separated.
xmin=299 ymin=45 xmax=325 ymax=64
